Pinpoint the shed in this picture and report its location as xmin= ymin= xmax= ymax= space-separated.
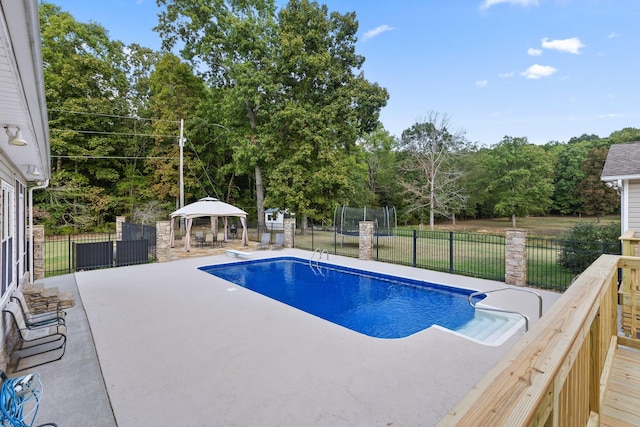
xmin=264 ymin=208 xmax=294 ymax=231
xmin=601 ymin=141 xmax=640 ymax=232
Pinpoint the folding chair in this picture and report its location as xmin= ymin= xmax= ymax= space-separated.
xmin=257 ymin=232 xmax=271 ymax=250
xmin=3 ymin=302 xmax=67 ymax=371
xmin=11 ymin=289 xmax=66 ymax=328
xmin=272 ymin=233 xmax=284 ymax=250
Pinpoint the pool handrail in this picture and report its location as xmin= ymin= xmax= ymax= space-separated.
xmin=467 ymin=287 xmax=542 ymax=333
xmin=309 ymin=249 xmax=329 ymax=275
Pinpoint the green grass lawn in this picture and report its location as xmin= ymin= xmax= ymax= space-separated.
xmin=294 ymin=225 xmax=585 ymax=290
xmin=423 ymin=215 xmax=620 ymax=238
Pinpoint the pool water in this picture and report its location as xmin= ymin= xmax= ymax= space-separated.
xmin=199 ymin=257 xmax=487 ymax=339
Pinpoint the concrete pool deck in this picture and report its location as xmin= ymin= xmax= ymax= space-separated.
xmin=25 ymin=249 xmax=561 ymax=426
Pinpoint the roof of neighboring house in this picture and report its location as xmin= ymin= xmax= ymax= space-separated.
xmin=601 ymin=141 xmax=640 ymax=181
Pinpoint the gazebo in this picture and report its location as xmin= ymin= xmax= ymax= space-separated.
xmin=170 ymin=197 xmax=248 ymax=250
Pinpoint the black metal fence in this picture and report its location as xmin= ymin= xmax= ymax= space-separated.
xmin=44 ymin=222 xmax=156 ymax=277
xmin=293 ymin=225 xmax=621 ymax=292
xmin=122 ymin=222 xmax=156 ymax=261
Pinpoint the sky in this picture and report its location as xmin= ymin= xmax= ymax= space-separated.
xmin=50 ymin=0 xmax=640 ymax=145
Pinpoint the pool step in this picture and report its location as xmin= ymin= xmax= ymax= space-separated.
xmin=455 ymin=311 xmax=523 ymax=344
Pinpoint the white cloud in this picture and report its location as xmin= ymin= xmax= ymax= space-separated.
xmin=528 ymin=48 xmax=543 ymax=56
xmin=608 ymin=32 xmax=618 ymax=39
xmin=541 ymin=37 xmax=585 ymax=54
xmin=363 ymin=25 xmax=395 ymax=41
xmin=499 ymin=72 xmax=514 ymax=78
xmin=475 ymin=80 xmax=488 ymax=88
xmin=480 ymin=0 xmax=539 ymax=10
xmin=520 ymin=64 xmax=557 ymax=79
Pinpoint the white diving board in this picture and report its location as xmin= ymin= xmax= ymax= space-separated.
xmin=225 ymin=249 xmax=254 ymax=258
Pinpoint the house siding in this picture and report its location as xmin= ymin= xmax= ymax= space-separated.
xmin=627 ymin=180 xmax=640 ymax=231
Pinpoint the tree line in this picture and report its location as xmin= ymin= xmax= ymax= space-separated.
xmin=37 ymin=1 xmax=635 ymax=233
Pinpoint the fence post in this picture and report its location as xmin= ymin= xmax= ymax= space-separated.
xmin=359 ymin=221 xmax=374 ymax=260
xmin=155 ymin=220 xmax=171 ymax=263
xmin=449 ymin=231 xmax=454 ymax=274
xmin=283 ymin=217 xmax=295 ymax=248
xmin=116 ymin=216 xmax=125 ymax=241
xmin=505 ymin=229 xmax=527 ymax=287
xmin=68 ymin=235 xmax=72 ymax=274
xmin=413 ymin=230 xmax=417 ymax=267
xmin=32 ymin=225 xmax=45 ymax=280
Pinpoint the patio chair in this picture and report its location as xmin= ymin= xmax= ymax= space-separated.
xmin=205 ymin=232 xmax=215 ymax=247
xmin=194 ymin=231 xmax=205 ymax=247
xmin=272 ymin=233 xmax=284 ymax=250
xmin=257 ymin=232 xmax=271 ymax=250
xmin=11 ymin=289 xmax=66 ymax=328
xmin=2 ymin=301 xmax=67 ymax=371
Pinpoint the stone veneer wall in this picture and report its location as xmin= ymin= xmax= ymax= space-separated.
xmin=32 ymin=224 xmax=45 ymax=280
xmin=156 ymin=220 xmax=171 ymax=263
xmin=116 ymin=216 xmax=125 ymax=241
xmin=283 ymin=218 xmax=295 ymax=248
xmin=505 ymin=229 xmax=527 ymax=287
xmin=359 ymin=221 xmax=374 ymax=261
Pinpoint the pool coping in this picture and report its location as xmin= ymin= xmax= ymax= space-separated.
xmin=72 ymin=248 xmax=562 ymax=426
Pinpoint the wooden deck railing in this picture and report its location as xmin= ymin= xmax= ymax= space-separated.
xmin=437 ymin=254 xmax=640 ymax=427
xmin=620 ymin=230 xmax=640 ymax=337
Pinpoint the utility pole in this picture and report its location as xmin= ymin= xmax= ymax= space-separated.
xmin=179 ymin=118 xmax=184 ymax=209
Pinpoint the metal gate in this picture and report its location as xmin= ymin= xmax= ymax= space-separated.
xmin=45 ymin=223 xmax=157 ymax=277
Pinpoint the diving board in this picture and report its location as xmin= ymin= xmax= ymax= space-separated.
xmin=225 ymin=249 xmax=254 ymax=258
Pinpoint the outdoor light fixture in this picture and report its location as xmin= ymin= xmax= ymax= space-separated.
xmin=28 ymin=165 xmax=40 ymax=176
xmin=4 ymin=125 xmax=28 ymax=146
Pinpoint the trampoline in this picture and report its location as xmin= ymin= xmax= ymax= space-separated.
xmin=334 ymin=206 xmax=396 ymax=243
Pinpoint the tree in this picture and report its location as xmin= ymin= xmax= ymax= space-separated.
xmin=262 ymin=0 xmax=388 ymax=222
xmin=550 ymin=141 xmax=590 ymax=215
xmin=607 ymin=127 xmax=640 ymax=145
xmin=146 ymin=53 xmax=207 ymax=207
xmin=360 ymin=127 xmax=400 ymax=208
xmin=578 ymin=147 xmax=619 ymax=221
xmin=398 ymin=113 xmax=469 ymax=230
xmin=156 ymin=0 xmax=278 ymax=224
xmin=40 ymin=2 xmax=132 ymax=230
xmin=482 ymin=136 xmax=554 ymax=227
xmin=558 ymin=222 xmax=621 ymax=273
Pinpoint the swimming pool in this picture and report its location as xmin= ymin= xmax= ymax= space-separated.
xmin=199 ymin=257 xmax=521 ymax=341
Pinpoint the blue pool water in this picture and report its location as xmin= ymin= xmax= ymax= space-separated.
xmin=199 ymin=257 xmax=486 ymax=339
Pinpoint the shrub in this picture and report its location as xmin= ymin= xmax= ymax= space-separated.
xmin=557 ymin=222 xmax=621 ymax=274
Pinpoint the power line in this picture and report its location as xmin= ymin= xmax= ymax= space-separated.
xmin=50 ymin=128 xmax=178 ymax=138
xmin=49 ymin=109 xmax=181 ymax=124
xmin=52 ymin=155 xmax=174 ymax=160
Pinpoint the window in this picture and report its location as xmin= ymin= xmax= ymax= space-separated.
xmin=1 ymin=181 xmax=15 ymax=297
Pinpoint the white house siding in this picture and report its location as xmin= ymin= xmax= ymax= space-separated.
xmin=627 ymin=180 xmax=640 ymax=232
xmin=0 ymin=156 xmax=27 ymax=302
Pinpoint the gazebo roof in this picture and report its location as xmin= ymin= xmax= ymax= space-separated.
xmin=170 ymin=197 xmax=247 ymax=219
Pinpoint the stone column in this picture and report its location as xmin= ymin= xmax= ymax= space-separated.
xmin=283 ymin=217 xmax=295 ymax=248
xmin=32 ymin=225 xmax=45 ymax=280
xmin=116 ymin=215 xmax=125 ymax=241
xmin=156 ymin=220 xmax=171 ymax=263
xmin=505 ymin=229 xmax=527 ymax=287
xmin=359 ymin=221 xmax=374 ymax=261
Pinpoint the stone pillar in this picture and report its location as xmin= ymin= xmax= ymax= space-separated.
xmin=32 ymin=225 xmax=45 ymax=280
xmin=359 ymin=221 xmax=374 ymax=261
xmin=156 ymin=220 xmax=171 ymax=263
xmin=283 ymin=217 xmax=295 ymax=248
xmin=505 ymin=229 xmax=527 ymax=287
xmin=116 ymin=216 xmax=125 ymax=241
